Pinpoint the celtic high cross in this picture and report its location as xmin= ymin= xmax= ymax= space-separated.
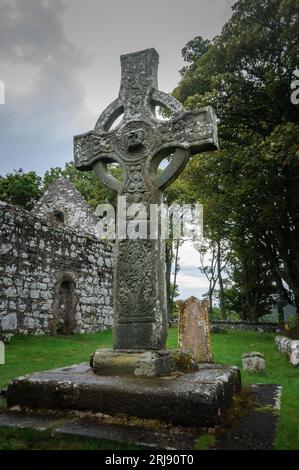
xmin=74 ymin=49 xmax=218 ymax=350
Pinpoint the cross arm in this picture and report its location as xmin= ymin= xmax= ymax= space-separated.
xmin=74 ymin=130 xmax=113 ymax=171
xmin=150 ymin=106 xmax=218 ymax=190
xmin=74 ymin=130 xmax=124 ymax=192
xmin=155 ymin=106 xmax=219 ymax=155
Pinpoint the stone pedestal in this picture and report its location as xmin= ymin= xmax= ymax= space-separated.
xmin=6 ymin=363 xmax=241 ymax=426
xmin=92 ymin=349 xmax=173 ymax=377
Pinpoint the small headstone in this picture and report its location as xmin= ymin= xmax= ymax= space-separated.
xmin=178 ymin=297 xmax=212 ymax=363
xmin=290 ymin=350 xmax=299 ymax=366
xmin=283 ymin=303 xmax=297 ymax=322
xmin=242 ymin=352 xmax=265 ymax=373
xmin=0 ymin=340 xmax=4 ymax=365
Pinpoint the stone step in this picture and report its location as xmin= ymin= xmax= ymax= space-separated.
xmin=6 ymin=363 xmax=241 ymax=426
xmin=0 ymin=384 xmax=281 ymax=450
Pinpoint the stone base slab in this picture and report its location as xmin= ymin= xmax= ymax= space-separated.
xmin=0 ymin=384 xmax=281 ymax=450
xmin=92 ymin=349 xmax=173 ymax=377
xmin=6 ymin=363 xmax=241 ymax=426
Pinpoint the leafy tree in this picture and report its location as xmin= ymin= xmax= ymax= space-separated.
xmin=0 ymin=170 xmax=42 ymax=210
xmin=173 ymin=0 xmax=299 ymax=323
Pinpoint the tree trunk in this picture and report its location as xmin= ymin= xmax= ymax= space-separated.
xmin=165 ymin=242 xmax=173 ymax=323
xmin=272 ymin=269 xmax=292 ymax=328
xmin=217 ymin=241 xmax=226 ymax=320
xmin=208 ymin=288 xmax=213 ymax=316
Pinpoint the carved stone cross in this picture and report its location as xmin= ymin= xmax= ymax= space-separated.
xmin=74 ymin=48 xmax=218 ymax=350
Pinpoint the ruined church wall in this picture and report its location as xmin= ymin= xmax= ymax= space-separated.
xmin=0 ymin=201 xmax=113 ymax=335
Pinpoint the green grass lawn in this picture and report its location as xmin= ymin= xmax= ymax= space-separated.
xmin=0 ymin=328 xmax=298 ymax=450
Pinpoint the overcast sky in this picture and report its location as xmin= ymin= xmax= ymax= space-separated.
xmin=0 ymin=0 xmax=235 ymax=299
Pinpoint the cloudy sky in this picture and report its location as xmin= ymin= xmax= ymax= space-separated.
xmin=0 ymin=0 xmax=235 ymax=299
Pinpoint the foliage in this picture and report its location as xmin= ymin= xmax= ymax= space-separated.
xmin=0 ymin=170 xmax=42 ymax=210
xmin=258 ymin=312 xmax=278 ymax=324
xmin=284 ymin=314 xmax=297 ymax=331
xmin=172 ymin=0 xmax=299 ymax=320
xmin=210 ymin=307 xmax=241 ymax=322
xmin=194 ymin=433 xmax=215 ymax=450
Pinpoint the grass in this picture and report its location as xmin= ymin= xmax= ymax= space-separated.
xmin=194 ymin=433 xmax=216 ymax=450
xmin=0 ymin=428 xmax=139 ymax=450
xmin=0 ymin=329 xmax=113 ymax=391
xmin=0 ymin=328 xmax=298 ymax=450
xmin=211 ymin=330 xmax=299 ymax=450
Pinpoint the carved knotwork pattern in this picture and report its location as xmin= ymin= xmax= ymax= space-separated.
xmin=74 ymin=134 xmax=91 ymax=167
xmin=117 ymin=239 xmax=155 ymax=323
xmin=114 ymin=121 xmax=157 ymax=156
xmin=123 ymin=163 xmax=151 ymax=203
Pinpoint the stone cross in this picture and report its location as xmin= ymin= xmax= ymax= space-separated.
xmin=74 ymin=48 xmax=218 ymax=351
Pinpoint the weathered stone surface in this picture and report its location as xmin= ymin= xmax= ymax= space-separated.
xmin=32 ymin=178 xmax=99 ymax=237
xmin=92 ymin=349 xmax=173 ymax=377
xmin=0 ymin=340 xmax=4 ymax=364
xmin=172 ymin=349 xmax=198 ymax=372
xmin=0 ymin=383 xmax=281 ymax=450
xmin=134 ymin=351 xmax=173 ymax=377
xmin=242 ymin=352 xmax=265 ymax=373
xmin=0 ymin=408 xmax=198 ymax=450
xmin=7 ymin=363 xmax=241 ymax=426
xmin=275 ymin=335 xmax=299 ymax=366
xmin=74 ymin=49 xmax=218 ymax=351
xmin=178 ymin=297 xmax=212 ymax=363
xmin=54 ymin=420 xmax=196 ymax=450
xmin=0 ymin=180 xmax=113 ymax=336
xmin=0 ymin=409 xmax=62 ymax=431
xmin=290 ymin=350 xmax=299 ymax=366
xmin=216 ymin=384 xmax=281 ymax=450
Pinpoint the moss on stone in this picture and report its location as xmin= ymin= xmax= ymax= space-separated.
xmin=172 ymin=349 xmax=198 ymax=372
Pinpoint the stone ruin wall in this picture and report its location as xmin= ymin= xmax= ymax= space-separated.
xmin=0 ymin=201 xmax=113 ymax=335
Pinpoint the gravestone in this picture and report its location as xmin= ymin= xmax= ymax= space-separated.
xmin=242 ymin=352 xmax=265 ymax=373
xmin=74 ymin=48 xmax=218 ymax=357
xmin=178 ymin=297 xmax=212 ymax=363
xmin=0 ymin=340 xmax=4 ymax=365
xmin=283 ymin=303 xmax=297 ymax=322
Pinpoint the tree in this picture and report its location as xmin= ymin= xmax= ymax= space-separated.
xmin=180 ymin=36 xmax=210 ymax=77
xmin=173 ymin=0 xmax=299 ymax=323
xmin=0 ymin=170 xmax=42 ymax=210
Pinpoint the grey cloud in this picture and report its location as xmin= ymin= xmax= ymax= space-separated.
xmin=0 ymin=0 xmax=92 ymax=175
xmin=0 ymin=0 xmax=234 ymax=176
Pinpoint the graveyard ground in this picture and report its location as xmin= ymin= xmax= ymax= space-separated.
xmin=0 ymin=329 xmax=298 ymax=450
